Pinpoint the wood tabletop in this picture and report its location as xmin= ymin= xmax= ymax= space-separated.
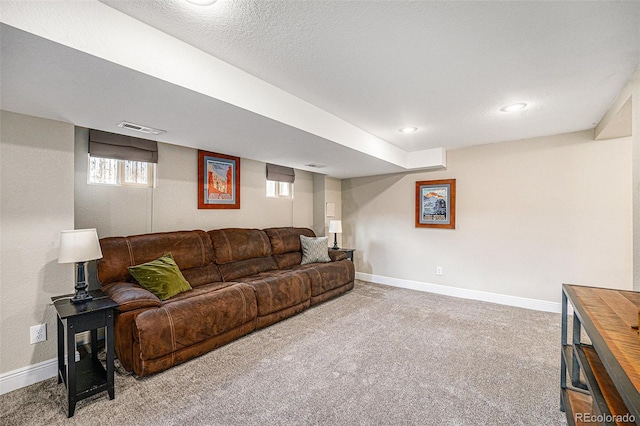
xmin=564 ymin=284 xmax=640 ymax=418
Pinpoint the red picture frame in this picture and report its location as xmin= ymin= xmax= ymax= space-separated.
xmin=198 ymin=150 xmax=240 ymax=209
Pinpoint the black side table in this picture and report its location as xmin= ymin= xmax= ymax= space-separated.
xmin=332 ymin=248 xmax=355 ymax=261
xmin=52 ymin=290 xmax=118 ymax=417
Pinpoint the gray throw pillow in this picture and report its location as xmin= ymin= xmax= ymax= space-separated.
xmin=300 ymin=235 xmax=331 ymax=265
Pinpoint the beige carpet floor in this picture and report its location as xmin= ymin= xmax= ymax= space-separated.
xmin=1 ymin=281 xmax=567 ymax=425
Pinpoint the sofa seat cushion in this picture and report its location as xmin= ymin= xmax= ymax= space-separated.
xmin=235 ymin=270 xmax=311 ymax=316
xmin=161 ymin=281 xmax=236 ymax=303
xmin=217 ymin=256 xmax=278 ymax=282
xmin=133 ymin=282 xmax=257 ymax=361
xmin=181 ymin=263 xmax=225 ymax=288
xmin=271 ymin=252 xmax=302 ymax=269
xmin=288 ymin=260 xmax=355 ymax=297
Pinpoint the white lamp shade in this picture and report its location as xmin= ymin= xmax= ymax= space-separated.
xmin=58 ymin=229 xmax=103 ymax=263
xmin=329 ymin=220 xmax=342 ymax=234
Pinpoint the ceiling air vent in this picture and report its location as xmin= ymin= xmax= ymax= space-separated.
xmin=118 ymin=121 xmax=166 ymax=135
xmin=305 ymin=163 xmax=327 ymax=169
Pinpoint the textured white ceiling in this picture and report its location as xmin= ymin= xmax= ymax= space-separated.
xmin=101 ymin=0 xmax=640 ymax=151
xmin=1 ymin=1 xmax=639 ymax=179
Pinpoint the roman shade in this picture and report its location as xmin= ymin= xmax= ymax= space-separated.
xmin=89 ymin=129 xmax=158 ymax=163
xmin=266 ymin=163 xmax=295 ymax=183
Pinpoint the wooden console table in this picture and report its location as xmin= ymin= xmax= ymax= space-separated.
xmin=561 ymin=284 xmax=640 ymax=425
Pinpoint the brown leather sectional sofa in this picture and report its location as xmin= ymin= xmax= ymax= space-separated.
xmin=96 ymin=227 xmax=355 ymax=377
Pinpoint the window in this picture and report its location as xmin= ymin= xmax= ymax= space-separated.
xmin=88 ymin=129 xmax=158 ymax=187
xmin=89 ymin=156 xmax=155 ymax=188
xmin=265 ymin=163 xmax=294 ymax=199
xmin=266 ymin=180 xmax=293 ymax=198
xmin=124 ymin=159 xmax=151 ymax=185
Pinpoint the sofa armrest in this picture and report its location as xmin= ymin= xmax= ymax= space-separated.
xmin=328 ymin=250 xmax=347 ymax=262
xmin=102 ymin=281 xmax=161 ymax=312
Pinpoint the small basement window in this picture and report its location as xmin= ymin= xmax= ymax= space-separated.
xmin=89 ymin=157 xmax=155 ymax=188
xmin=88 ymin=129 xmax=158 ymax=188
xmin=266 ymin=163 xmax=295 ymax=199
xmin=266 ymin=180 xmax=293 ymax=199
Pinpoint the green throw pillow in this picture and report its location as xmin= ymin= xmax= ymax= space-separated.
xmin=128 ymin=253 xmax=192 ymax=301
xmin=300 ymin=235 xmax=331 ymax=265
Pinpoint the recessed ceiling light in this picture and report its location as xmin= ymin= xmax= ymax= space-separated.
xmin=500 ymin=103 xmax=527 ymax=112
xmin=186 ymin=0 xmax=217 ymax=5
xmin=398 ymin=127 xmax=418 ymax=134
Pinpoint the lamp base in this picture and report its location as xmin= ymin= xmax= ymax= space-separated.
xmin=71 ymin=261 xmax=93 ymax=304
xmin=71 ymin=291 xmax=93 ymax=304
xmin=332 ymin=233 xmax=340 ymax=250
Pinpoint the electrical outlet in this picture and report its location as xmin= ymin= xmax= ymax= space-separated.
xmin=30 ymin=324 xmax=47 ymax=344
xmin=436 ymin=266 xmax=443 ymax=276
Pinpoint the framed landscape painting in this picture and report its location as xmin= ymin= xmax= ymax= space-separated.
xmin=415 ymin=179 xmax=456 ymax=229
xmin=198 ymin=150 xmax=240 ymax=209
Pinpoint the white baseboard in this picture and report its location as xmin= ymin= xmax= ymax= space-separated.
xmin=0 ymin=358 xmax=57 ymax=395
xmin=356 ymin=272 xmax=562 ymax=313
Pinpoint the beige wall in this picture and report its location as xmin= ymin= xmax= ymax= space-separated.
xmin=0 ymin=111 xmax=75 ymax=375
xmin=596 ymin=68 xmax=640 ymax=291
xmin=312 ymin=175 xmax=343 ymax=247
xmin=343 ymin=130 xmax=633 ymax=304
xmin=75 ymin=127 xmax=152 ymax=236
xmin=312 ymin=174 xmax=326 ymax=237
xmin=325 ymin=177 xmax=343 ymax=248
xmin=75 ymin=129 xmax=314 ymax=238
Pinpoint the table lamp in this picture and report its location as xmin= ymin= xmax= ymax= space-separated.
xmin=58 ymin=229 xmax=103 ymax=304
xmin=329 ymin=220 xmax=342 ymax=250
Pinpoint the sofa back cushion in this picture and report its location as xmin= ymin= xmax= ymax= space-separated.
xmin=208 ymin=228 xmax=277 ymax=281
xmin=97 ymin=230 xmax=221 ymax=287
xmin=264 ymin=227 xmax=316 ymax=269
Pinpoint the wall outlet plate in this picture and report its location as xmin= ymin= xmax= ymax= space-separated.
xmin=436 ymin=266 xmax=443 ymax=276
xmin=30 ymin=324 xmax=47 ymax=344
